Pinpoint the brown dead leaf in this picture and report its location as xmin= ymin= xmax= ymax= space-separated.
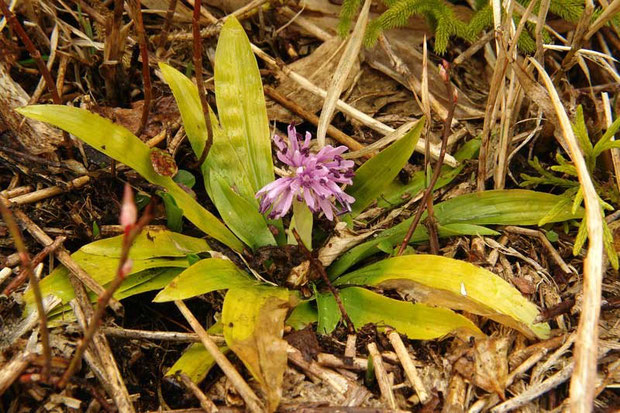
xmin=266 ymin=37 xmax=361 ymax=123
xmin=454 ymin=337 xmax=509 ymax=398
xmin=0 ymin=63 xmax=63 ymax=154
xmin=229 ymin=295 xmax=289 ymax=412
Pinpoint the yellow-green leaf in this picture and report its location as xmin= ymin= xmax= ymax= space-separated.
xmin=321 ymin=287 xmax=483 ymax=339
xmin=334 ymin=255 xmax=550 ymax=339
xmin=80 ymin=229 xmax=210 ymax=258
xmin=16 ymin=105 xmax=243 ymax=251
xmin=154 ymin=258 xmax=257 ymax=302
xmin=347 ymin=118 xmax=424 ymax=216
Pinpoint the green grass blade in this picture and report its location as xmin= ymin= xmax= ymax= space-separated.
xmin=320 ymin=287 xmax=483 ymax=339
xmin=16 ymin=105 xmax=243 ymax=251
xmin=334 ymin=256 xmax=550 ymax=339
xmin=347 ymin=119 xmax=424 ymax=216
xmin=154 ymin=258 xmax=257 ymax=302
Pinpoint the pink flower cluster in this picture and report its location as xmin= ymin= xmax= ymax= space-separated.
xmin=256 ymin=125 xmax=355 ymax=220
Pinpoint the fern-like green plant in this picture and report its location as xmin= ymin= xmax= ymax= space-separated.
xmin=520 ymin=105 xmax=620 ymax=269
xmin=339 ymin=0 xmax=584 ymax=54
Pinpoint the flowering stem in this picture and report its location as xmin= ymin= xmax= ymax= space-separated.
xmin=58 ymin=196 xmax=152 ymax=388
xmin=292 ymin=229 xmax=355 ymax=334
xmin=397 ymin=62 xmax=457 ymax=256
xmin=192 ymin=0 xmax=214 ymax=167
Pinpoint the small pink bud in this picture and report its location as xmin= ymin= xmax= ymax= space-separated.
xmin=119 ymin=184 xmax=137 ymax=230
xmin=120 ymin=258 xmax=133 ymax=278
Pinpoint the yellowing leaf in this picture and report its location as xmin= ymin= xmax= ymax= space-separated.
xmin=321 ymin=287 xmax=483 ymax=339
xmin=334 ymin=255 xmax=550 ymax=339
xmin=80 ymin=229 xmax=210 ymax=258
xmin=154 ymin=258 xmax=257 ymax=302
xmin=222 ymin=286 xmax=290 ymax=412
xmin=16 ymin=105 xmax=243 ymax=251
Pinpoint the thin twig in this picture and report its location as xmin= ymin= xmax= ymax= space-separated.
xmin=2 ymin=235 xmax=65 ymax=296
xmin=131 ymin=0 xmax=152 ymax=136
xmin=0 ymin=203 xmax=51 ymax=382
xmin=397 ymin=63 xmax=457 ymax=255
xmin=192 ymin=0 xmax=214 ymax=167
xmin=174 ymin=300 xmax=265 ymax=413
xmin=156 ymin=0 xmax=178 ymax=51
xmin=291 ymin=228 xmax=355 ymax=334
xmin=58 ymin=191 xmax=152 ymax=388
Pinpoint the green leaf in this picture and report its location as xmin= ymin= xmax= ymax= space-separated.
xmin=214 ymin=17 xmax=275 ymax=194
xmin=16 ymin=105 xmax=243 ymax=252
xmin=334 ymin=255 xmax=550 ymax=339
xmin=286 ymin=301 xmax=318 ymax=330
xmin=316 ymin=291 xmax=341 ymax=334
xmin=210 ymin=174 xmax=276 ymax=250
xmin=222 ymin=286 xmax=290 ymax=411
xmin=330 ymin=189 xmax=584 ymax=278
xmin=174 ymin=170 xmax=196 ymax=189
xmin=288 ymin=200 xmax=313 ymax=249
xmin=593 ymin=115 xmax=620 ymax=158
xmin=320 ymin=287 xmax=484 ymax=339
xmin=158 ymin=191 xmax=184 ymax=232
xmin=572 ymin=105 xmax=593 ymax=158
xmin=159 ymin=61 xmax=283 ymax=247
xmin=377 ymin=138 xmax=480 ymax=209
xmin=347 ymin=119 xmax=424 ymax=216
xmin=154 ymin=258 xmax=257 ymax=302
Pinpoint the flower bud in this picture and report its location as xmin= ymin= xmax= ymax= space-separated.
xmin=119 ymin=184 xmax=137 ymax=230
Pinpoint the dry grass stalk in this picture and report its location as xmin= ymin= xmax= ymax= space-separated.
xmin=0 ymin=202 xmax=52 ymax=381
xmin=179 ymin=373 xmax=218 ymax=413
xmin=174 ymin=300 xmax=265 ymax=413
xmin=0 ymin=350 xmax=34 ymax=395
xmin=131 ymin=0 xmax=152 ymax=136
xmin=367 ymin=342 xmax=396 ymax=409
xmin=250 ymin=44 xmax=457 ymax=166
xmin=530 ymin=58 xmax=604 ymax=413
xmin=386 ymin=330 xmax=428 ymax=404
xmin=316 ymin=0 xmax=370 ymax=148
xmin=264 ymin=85 xmax=364 ymax=153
